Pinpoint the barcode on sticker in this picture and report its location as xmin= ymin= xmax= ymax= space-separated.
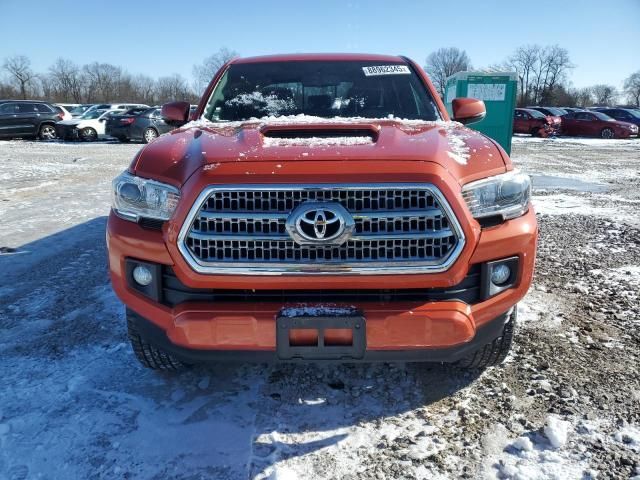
xmin=363 ymin=65 xmax=411 ymax=76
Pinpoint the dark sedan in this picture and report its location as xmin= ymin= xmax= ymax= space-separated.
xmin=597 ymin=108 xmax=640 ymax=130
xmin=561 ymin=111 xmax=638 ymax=138
xmin=106 ymin=107 xmax=173 ymax=143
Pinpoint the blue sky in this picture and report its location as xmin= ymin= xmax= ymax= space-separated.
xmin=1 ymin=0 xmax=638 ymax=89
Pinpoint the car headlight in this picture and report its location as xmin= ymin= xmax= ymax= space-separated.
xmin=111 ymin=171 xmax=180 ymax=222
xmin=461 ymin=171 xmax=531 ymax=221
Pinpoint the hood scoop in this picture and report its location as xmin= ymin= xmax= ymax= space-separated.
xmin=260 ymin=124 xmax=379 ymax=146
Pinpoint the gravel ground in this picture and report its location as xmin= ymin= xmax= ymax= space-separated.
xmin=0 ymin=136 xmax=639 ymax=479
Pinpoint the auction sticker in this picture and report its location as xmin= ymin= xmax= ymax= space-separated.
xmin=363 ymin=65 xmax=411 ymax=76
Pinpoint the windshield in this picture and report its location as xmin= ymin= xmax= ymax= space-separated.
xmin=527 ymin=109 xmax=546 ymax=119
xmin=80 ymin=109 xmax=107 ymax=120
xmin=546 ymin=107 xmax=565 ymax=116
xmin=203 ymin=61 xmax=441 ymax=122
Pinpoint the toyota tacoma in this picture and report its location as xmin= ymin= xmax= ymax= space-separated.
xmin=107 ymin=53 xmax=537 ymax=371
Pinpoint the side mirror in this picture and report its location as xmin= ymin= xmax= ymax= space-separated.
xmin=452 ymin=98 xmax=486 ymax=125
xmin=161 ymin=101 xmax=191 ymax=126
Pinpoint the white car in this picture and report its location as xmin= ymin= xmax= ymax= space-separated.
xmin=55 ymin=109 xmax=126 ymax=141
xmin=54 ymin=104 xmax=73 ymax=121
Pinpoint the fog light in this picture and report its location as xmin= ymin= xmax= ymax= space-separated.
xmin=133 ymin=265 xmax=153 ymax=286
xmin=491 ymin=264 xmax=511 ymax=285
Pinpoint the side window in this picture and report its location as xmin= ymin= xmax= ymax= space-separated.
xmin=0 ymin=103 xmax=18 ymax=114
xmin=152 ymin=109 xmax=162 ymax=118
xmin=35 ymin=104 xmax=53 ymax=113
xmin=514 ymin=111 xmax=522 ymax=119
xmin=17 ymin=103 xmax=37 ymax=113
xmin=576 ymin=112 xmax=592 ymax=121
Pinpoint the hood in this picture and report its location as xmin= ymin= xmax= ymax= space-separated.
xmin=131 ymin=118 xmax=508 ymax=187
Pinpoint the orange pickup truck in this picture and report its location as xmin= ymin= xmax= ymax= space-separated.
xmin=107 ymin=53 xmax=537 ymax=371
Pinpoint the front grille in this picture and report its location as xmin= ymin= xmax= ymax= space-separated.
xmin=161 ymin=265 xmax=481 ymax=306
xmin=178 ymin=184 xmax=464 ymax=274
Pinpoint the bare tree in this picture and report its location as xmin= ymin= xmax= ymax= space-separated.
xmin=504 ymin=45 xmax=539 ymax=105
xmin=155 ymin=74 xmax=194 ymax=104
xmin=192 ymin=47 xmax=238 ymax=93
xmin=623 ymin=71 xmax=640 ymax=106
xmin=424 ymin=47 xmax=472 ymax=98
xmin=3 ymin=55 xmax=36 ymax=99
xmin=502 ymin=45 xmax=573 ymax=106
xmin=132 ymin=74 xmax=157 ymax=106
xmin=574 ymin=87 xmax=594 ymax=108
xmin=591 ymin=84 xmax=618 ymax=106
xmin=49 ymin=58 xmax=84 ymax=102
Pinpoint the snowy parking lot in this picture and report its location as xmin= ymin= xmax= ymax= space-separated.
xmin=1 ymin=136 xmax=639 ymax=479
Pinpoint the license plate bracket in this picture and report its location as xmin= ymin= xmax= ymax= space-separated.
xmin=276 ymin=315 xmax=366 ymax=360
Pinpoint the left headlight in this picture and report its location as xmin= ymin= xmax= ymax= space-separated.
xmin=111 ymin=171 xmax=180 ymax=222
xmin=461 ymin=171 xmax=531 ymax=221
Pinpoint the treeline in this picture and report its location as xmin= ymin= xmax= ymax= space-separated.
xmin=2 ymin=46 xmax=639 ymax=108
xmin=425 ymin=45 xmax=640 ymax=108
xmin=0 ymin=48 xmax=238 ymax=105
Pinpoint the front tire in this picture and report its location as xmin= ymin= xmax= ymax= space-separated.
xmin=127 ymin=309 xmax=187 ymax=371
xmin=143 ymin=127 xmax=158 ymax=144
xmin=38 ymin=124 xmax=56 ymax=140
xmin=601 ymin=128 xmax=615 ymax=139
xmin=80 ymin=127 xmax=97 ymax=142
xmin=456 ymin=308 xmax=516 ymax=370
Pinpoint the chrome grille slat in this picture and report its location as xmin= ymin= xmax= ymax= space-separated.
xmin=178 ymin=184 xmax=465 ymax=275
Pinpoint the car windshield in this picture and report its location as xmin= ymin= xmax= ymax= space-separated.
xmin=527 ymin=109 xmax=546 ymax=119
xmin=203 ymin=60 xmax=441 ymax=122
xmin=546 ymin=107 xmax=565 ymax=115
xmin=624 ymin=109 xmax=640 ymax=119
xmin=80 ymin=109 xmax=107 ymax=120
xmin=593 ymin=111 xmax=615 ymax=121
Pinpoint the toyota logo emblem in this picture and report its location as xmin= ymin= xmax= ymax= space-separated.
xmin=286 ymin=202 xmax=355 ymax=245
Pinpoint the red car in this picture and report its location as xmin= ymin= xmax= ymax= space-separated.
xmin=513 ymin=108 xmax=557 ymax=137
xmin=526 ymin=106 xmax=564 ymax=131
xmin=561 ymin=111 xmax=639 ymax=139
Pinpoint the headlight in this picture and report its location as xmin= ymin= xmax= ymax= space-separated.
xmin=111 ymin=171 xmax=180 ymax=222
xmin=461 ymin=171 xmax=531 ymax=221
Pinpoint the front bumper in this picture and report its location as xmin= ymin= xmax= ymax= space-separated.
xmin=107 ymin=206 xmax=537 ymax=358
xmin=55 ymin=123 xmax=79 ymax=140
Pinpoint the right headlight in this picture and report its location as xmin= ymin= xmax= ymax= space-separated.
xmin=111 ymin=171 xmax=180 ymax=222
xmin=461 ymin=171 xmax=531 ymax=221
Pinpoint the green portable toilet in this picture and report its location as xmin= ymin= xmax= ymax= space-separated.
xmin=444 ymin=71 xmax=518 ymax=154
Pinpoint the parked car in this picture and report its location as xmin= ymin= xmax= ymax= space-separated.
xmin=55 ymin=108 xmax=126 ymax=141
xmin=66 ymin=104 xmax=94 ymax=117
xmin=597 ymin=108 xmax=640 ymax=130
xmin=0 ymin=100 xmax=62 ymax=140
xmin=83 ymin=103 xmax=149 ymax=117
xmin=53 ymin=104 xmax=73 ymax=121
xmin=513 ymin=108 xmax=558 ymax=136
xmin=108 ymin=53 xmax=537 ymax=371
xmin=106 ymin=107 xmax=174 ymax=143
xmin=561 ymin=110 xmax=638 ymax=138
xmin=527 ymin=106 xmax=565 ymax=130
xmin=558 ymin=107 xmax=584 ymax=113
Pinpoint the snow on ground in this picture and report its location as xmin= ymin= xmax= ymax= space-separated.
xmin=1 ymin=136 xmax=640 ymax=479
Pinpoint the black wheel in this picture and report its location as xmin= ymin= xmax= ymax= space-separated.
xmin=456 ymin=308 xmax=516 ymax=370
xmin=38 ymin=124 xmax=57 ymax=140
xmin=80 ymin=127 xmax=97 ymax=142
xmin=126 ymin=309 xmax=187 ymax=371
xmin=143 ymin=127 xmax=158 ymax=144
xmin=600 ymin=128 xmax=614 ymax=139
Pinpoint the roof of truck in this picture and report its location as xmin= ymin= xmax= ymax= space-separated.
xmin=232 ymin=53 xmax=407 ymax=64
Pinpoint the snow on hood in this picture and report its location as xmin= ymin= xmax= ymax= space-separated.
xmin=56 ymin=120 xmax=81 ymax=126
xmin=133 ymin=115 xmax=506 ymax=186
